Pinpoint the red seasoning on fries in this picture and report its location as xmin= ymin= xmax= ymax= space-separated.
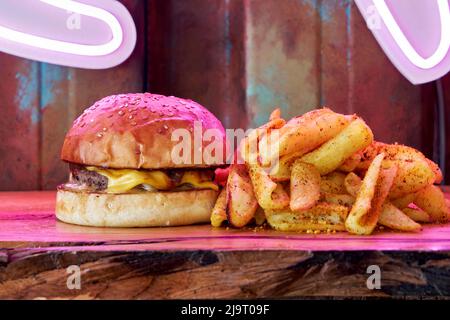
xmin=211 ymin=107 xmax=449 ymax=235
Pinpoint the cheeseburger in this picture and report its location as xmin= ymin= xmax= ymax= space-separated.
xmin=56 ymin=93 xmax=227 ymax=227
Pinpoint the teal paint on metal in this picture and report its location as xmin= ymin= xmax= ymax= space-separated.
xmin=247 ymin=80 xmax=289 ymax=126
xmin=14 ymin=62 xmax=39 ymax=123
xmin=345 ymin=0 xmax=352 ymax=68
xmin=263 ymin=65 xmax=276 ymax=79
xmin=40 ymin=63 xmax=65 ymax=108
xmin=302 ymin=0 xmax=320 ymax=10
xmin=320 ymin=0 xmax=353 ymax=24
xmin=224 ymin=0 xmax=232 ymax=66
xmin=318 ymin=0 xmax=332 ymax=22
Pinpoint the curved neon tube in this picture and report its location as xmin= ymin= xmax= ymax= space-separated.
xmin=374 ymin=0 xmax=450 ymax=69
xmin=0 ymin=0 xmax=123 ymax=56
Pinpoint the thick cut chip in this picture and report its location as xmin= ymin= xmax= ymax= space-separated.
xmin=344 ymin=172 xmax=362 ymax=197
xmin=378 ymin=203 xmax=421 ymax=232
xmin=338 ymin=152 xmax=362 ymax=172
xmin=269 ymin=108 xmax=282 ymax=121
xmin=266 ymin=202 xmax=349 ymax=232
xmin=268 ymin=151 xmax=302 ymax=182
xmin=357 ymin=143 xmax=437 ymax=197
xmin=211 ymin=187 xmax=227 ymax=227
xmin=320 ymin=172 xmax=347 ymax=194
xmin=403 ymin=206 xmax=430 ymax=223
xmin=321 ymin=193 xmax=355 ymax=207
xmin=248 ymin=165 xmax=290 ymax=210
xmin=290 ymin=160 xmax=321 ymax=211
xmin=345 ymin=154 xmax=393 ymax=235
xmin=254 ymin=206 xmax=266 ymax=226
xmin=391 ymin=193 xmax=417 ymax=209
xmin=226 ymin=164 xmax=258 ymax=228
xmin=387 ymin=158 xmax=435 ymax=198
xmin=300 ymin=118 xmax=374 ymax=175
xmin=414 ymin=185 xmax=449 ymax=222
xmin=259 ymin=108 xmax=350 ymax=167
xmin=239 ymin=118 xmax=285 ymax=165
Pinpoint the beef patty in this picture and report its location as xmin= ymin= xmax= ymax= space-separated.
xmin=69 ymin=163 xmax=108 ymax=191
xmin=68 ymin=164 xmax=215 ymax=192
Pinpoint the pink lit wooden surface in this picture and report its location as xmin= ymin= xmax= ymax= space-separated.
xmin=1 ymin=190 xmax=449 ymax=251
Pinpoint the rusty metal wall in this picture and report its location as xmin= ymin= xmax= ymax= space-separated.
xmin=0 ymin=0 xmax=447 ymax=190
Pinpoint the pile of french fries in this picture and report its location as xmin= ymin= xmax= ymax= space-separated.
xmin=211 ymin=108 xmax=449 ymax=235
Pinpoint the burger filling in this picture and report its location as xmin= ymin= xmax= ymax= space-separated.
xmin=65 ymin=163 xmax=218 ymax=193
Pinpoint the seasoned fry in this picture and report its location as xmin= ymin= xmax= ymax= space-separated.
xmin=403 ymin=206 xmax=430 ymax=223
xmin=268 ymin=151 xmax=301 ymax=181
xmin=266 ymin=202 xmax=349 ymax=232
xmin=338 ymin=152 xmax=362 ymax=172
xmin=321 ymin=193 xmax=355 ymax=207
xmin=240 ymin=118 xmax=285 ymax=165
xmin=360 ymin=142 xmax=421 ymax=164
xmin=344 ymin=172 xmax=362 ymax=197
xmin=248 ymin=165 xmax=290 ymax=210
xmin=345 ymin=154 xmax=390 ymax=235
xmin=210 ymin=187 xmax=227 ymax=227
xmin=446 ymin=199 xmax=450 ymax=221
xmin=290 ymin=160 xmax=320 ymax=211
xmin=300 ymin=118 xmax=374 ymax=175
xmin=387 ymin=158 xmax=435 ymax=198
xmin=414 ymin=185 xmax=449 ymax=222
xmin=378 ymin=203 xmax=421 ymax=232
xmin=363 ymin=164 xmax=398 ymax=231
xmin=425 ymin=158 xmax=443 ymax=184
xmin=212 ymin=106 xmax=447 ymax=235
xmin=320 ymin=171 xmax=347 ymax=194
xmin=269 ymin=108 xmax=282 ymax=121
xmin=254 ymin=206 xmax=266 ymax=226
xmin=226 ymin=165 xmax=258 ymax=228
xmin=357 ymin=141 xmax=384 ymax=170
xmin=391 ymin=193 xmax=416 ymax=209
xmin=357 ymin=143 xmax=436 ymax=198
xmin=239 ymin=128 xmax=259 ymax=165
xmin=259 ymin=108 xmax=350 ymax=167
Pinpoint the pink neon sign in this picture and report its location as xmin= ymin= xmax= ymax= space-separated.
xmin=0 ymin=0 xmax=136 ymax=69
xmin=356 ymin=0 xmax=450 ymax=84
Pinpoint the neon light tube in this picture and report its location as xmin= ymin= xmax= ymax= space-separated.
xmin=374 ymin=0 xmax=450 ymax=69
xmin=0 ymin=0 xmax=123 ymax=56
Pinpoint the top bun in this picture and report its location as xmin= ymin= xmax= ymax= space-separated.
xmin=61 ymin=93 xmax=227 ymax=169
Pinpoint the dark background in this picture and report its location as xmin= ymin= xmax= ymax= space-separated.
xmin=0 ymin=0 xmax=448 ymax=190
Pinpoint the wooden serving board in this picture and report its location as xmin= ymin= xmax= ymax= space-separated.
xmin=1 ymin=190 xmax=450 ymax=299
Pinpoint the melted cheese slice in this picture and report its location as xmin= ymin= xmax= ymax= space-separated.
xmin=86 ymin=167 xmax=218 ymax=193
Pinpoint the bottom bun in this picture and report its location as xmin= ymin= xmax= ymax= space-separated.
xmin=56 ymin=189 xmax=218 ymax=227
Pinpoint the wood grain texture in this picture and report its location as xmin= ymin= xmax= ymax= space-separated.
xmin=1 ymin=249 xmax=450 ymax=299
xmin=0 ymin=190 xmax=449 ymax=299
